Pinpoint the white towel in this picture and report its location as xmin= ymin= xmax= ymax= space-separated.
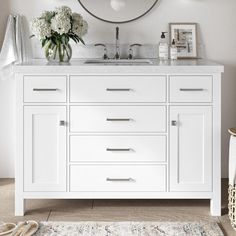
xmin=0 ymin=14 xmax=31 ymax=79
xmin=229 ymin=135 xmax=236 ymax=185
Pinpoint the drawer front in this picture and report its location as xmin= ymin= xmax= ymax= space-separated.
xmin=24 ymin=76 xmax=67 ymax=102
xmin=70 ymin=75 xmax=166 ymax=103
xmin=170 ymin=75 xmax=212 ymax=103
xmin=70 ymin=136 xmax=166 ymax=162
xmin=70 ymin=165 xmax=166 ymax=192
xmin=70 ymin=106 xmax=166 ymax=133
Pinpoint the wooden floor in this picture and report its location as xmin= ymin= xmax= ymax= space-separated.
xmin=0 ymin=178 xmax=235 ymax=235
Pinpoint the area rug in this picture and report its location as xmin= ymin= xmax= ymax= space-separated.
xmin=34 ymin=221 xmax=224 ymax=236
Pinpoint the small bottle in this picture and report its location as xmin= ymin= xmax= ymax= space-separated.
xmin=170 ymin=39 xmax=178 ymax=60
xmin=159 ymin=32 xmax=169 ymax=60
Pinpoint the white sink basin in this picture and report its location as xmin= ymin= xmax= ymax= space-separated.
xmin=84 ymin=59 xmax=153 ymax=65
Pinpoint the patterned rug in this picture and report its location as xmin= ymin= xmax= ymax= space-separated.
xmin=34 ymin=221 xmax=224 ymax=236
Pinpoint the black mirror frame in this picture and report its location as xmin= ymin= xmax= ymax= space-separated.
xmin=78 ymin=0 xmax=159 ymax=24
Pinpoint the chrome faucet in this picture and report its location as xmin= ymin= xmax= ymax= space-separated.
xmin=95 ymin=28 xmax=143 ymax=60
xmin=114 ymin=27 xmax=120 ymax=59
xmin=94 ymin=43 xmax=108 ymax=59
xmin=128 ymin=44 xmax=142 ymax=59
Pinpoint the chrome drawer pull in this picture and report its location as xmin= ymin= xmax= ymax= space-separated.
xmin=179 ymin=88 xmax=204 ymax=91
xmin=106 ymin=148 xmax=131 ymax=152
xmin=106 ymin=178 xmax=134 ymax=182
xmin=33 ymin=88 xmax=59 ymax=91
xmin=106 ymin=88 xmax=131 ymax=91
xmin=106 ymin=118 xmax=131 ymax=122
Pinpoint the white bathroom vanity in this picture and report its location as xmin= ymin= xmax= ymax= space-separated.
xmin=14 ymin=59 xmax=224 ymax=216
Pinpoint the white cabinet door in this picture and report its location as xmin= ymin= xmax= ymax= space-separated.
xmin=24 ymin=106 xmax=66 ymax=191
xmin=170 ymin=106 xmax=212 ymax=192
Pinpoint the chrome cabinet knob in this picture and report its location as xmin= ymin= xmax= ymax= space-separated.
xmin=171 ymin=120 xmax=177 ymax=126
xmin=59 ymin=120 xmax=66 ymax=126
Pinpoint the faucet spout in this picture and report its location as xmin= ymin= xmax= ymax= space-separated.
xmin=115 ymin=27 xmax=120 ymax=59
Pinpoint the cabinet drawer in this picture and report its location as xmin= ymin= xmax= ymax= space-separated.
xmin=70 ymin=136 xmax=166 ymax=162
xmin=70 ymin=75 xmax=166 ymax=103
xmin=70 ymin=165 xmax=166 ymax=192
xmin=170 ymin=76 xmax=212 ymax=103
xmin=24 ymin=76 xmax=67 ymax=102
xmin=70 ymin=106 xmax=166 ymax=133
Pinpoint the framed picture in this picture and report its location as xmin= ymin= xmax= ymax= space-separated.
xmin=169 ymin=23 xmax=198 ymax=59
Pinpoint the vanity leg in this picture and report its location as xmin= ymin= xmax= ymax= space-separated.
xmin=15 ymin=197 xmax=25 ymax=216
xmin=210 ymin=196 xmax=221 ymax=216
xmin=210 ymin=74 xmax=221 ymax=217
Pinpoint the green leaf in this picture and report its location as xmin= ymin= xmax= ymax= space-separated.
xmin=61 ymin=34 xmax=66 ymax=45
xmin=51 ymin=36 xmax=57 ymax=45
xmin=74 ymin=36 xmax=80 ymax=43
xmin=79 ymin=37 xmax=85 ymax=45
xmin=72 ymin=34 xmax=85 ymax=45
xmin=65 ymin=35 xmax=70 ymax=44
xmin=73 ymin=35 xmax=80 ymax=42
xmin=69 ymin=35 xmax=78 ymax=44
xmin=41 ymin=38 xmax=48 ymax=47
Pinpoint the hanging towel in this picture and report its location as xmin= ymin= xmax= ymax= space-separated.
xmin=0 ymin=14 xmax=31 ymax=79
xmin=229 ymin=134 xmax=236 ymax=185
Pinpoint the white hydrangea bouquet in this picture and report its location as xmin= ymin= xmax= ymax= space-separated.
xmin=31 ymin=6 xmax=88 ymax=63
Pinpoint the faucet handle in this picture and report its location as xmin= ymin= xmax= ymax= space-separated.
xmin=128 ymin=44 xmax=142 ymax=60
xmin=94 ymin=43 xmax=108 ymax=60
xmin=130 ymin=43 xmax=142 ymax=48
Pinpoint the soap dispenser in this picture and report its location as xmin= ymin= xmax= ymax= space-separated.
xmin=159 ymin=32 xmax=169 ymax=60
xmin=170 ymin=39 xmax=178 ymax=60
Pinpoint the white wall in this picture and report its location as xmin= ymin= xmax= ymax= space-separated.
xmin=0 ymin=0 xmax=235 ymax=177
xmin=0 ymin=0 xmax=15 ymax=178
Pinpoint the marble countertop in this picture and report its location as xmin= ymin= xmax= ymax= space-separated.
xmin=14 ymin=59 xmax=224 ymax=74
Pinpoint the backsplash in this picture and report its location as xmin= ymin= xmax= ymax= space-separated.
xmin=32 ymin=42 xmax=205 ymax=60
xmin=31 ymin=38 xmax=159 ymax=59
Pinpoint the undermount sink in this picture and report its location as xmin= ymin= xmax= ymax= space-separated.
xmin=84 ymin=59 xmax=153 ymax=65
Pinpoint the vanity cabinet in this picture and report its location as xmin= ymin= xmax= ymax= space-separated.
xmin=15 ymin=60 xmax=223 ymax=216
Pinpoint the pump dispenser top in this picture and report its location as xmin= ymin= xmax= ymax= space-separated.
xmin=170 ymin=39 xmax=178 ymax=60
xmin=161 ymin=32 xmax=167 ymax=39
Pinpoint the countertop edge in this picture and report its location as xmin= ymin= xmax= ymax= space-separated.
xmin=13 ymin=59 xmax=224 ymax=74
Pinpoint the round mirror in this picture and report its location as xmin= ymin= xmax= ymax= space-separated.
xmin=78 ymin=0 xmax=159 ymax=24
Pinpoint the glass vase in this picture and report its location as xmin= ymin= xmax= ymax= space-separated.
xmin=45 ymin=42 xmax=72 ymax=64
